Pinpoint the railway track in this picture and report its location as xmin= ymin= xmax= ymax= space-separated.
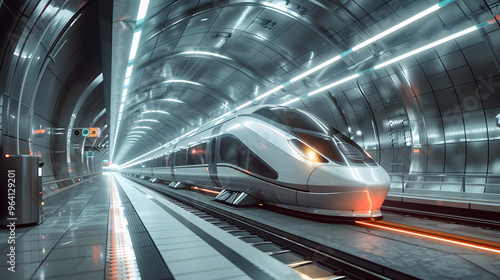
xmin=126 ymin=175 xmax=419 ymax=280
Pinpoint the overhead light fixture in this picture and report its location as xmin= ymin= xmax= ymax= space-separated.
xmin=160 ymin=98 xmax=184 ymax=103
xmin=134 ymin=119 xmax=160 ymax=123
xmin=112 ymin=0 xmax=150 ymax=162
xmin=132 ymin=126 xmax=153 ymax=130
xmin=180 ymin=51 xmax=231 ymax=60
xmin=128 ymin=131 xmax=147 ymax=135
xmin=235 ymin=101 xmax=252 ymax=111
xmin=161 ymin=79 xmax=202 ymax=86
xmin=282 ymin=97 xmax=300 ymax=106
xmin=142 ymin=110 xmax=171 ymax=115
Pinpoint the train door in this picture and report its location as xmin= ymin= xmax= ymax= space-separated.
xmin=209 ymin=127 xmax=221 ymax=188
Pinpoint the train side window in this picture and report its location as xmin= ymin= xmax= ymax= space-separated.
xmin=165 ymin=154 xmax=171 ymax=167
xmin=248 ymin=153 xmax=278 ymax=179
xmin=175 ymin=149 xmax=187 ymax=166
xmin=220 ymin=136 xmax=248 ymax=168
xmin=187 ymin=143 xmax=206 ymax=165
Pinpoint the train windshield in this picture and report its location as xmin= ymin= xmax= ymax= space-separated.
xmin=254 ymin=107 xmax=377 ymax=166
xmin=254 ymin=107 xmax=331 ymax=134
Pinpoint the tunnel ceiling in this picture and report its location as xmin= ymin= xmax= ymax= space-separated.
xmin=1 ymin=0 xmax=499 ymax=180
xmin=110 ymin=0 xmax=500 ymax=169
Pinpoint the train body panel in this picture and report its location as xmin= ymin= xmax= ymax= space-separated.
xmin=122 ymin=106 xmax=391 ymax=220
xmin=152 ymin=167 xmax=173 ymax=181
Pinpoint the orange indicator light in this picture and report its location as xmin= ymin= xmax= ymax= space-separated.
xmin=5 ymin=154 xmax=10 ymax=158
xmin=356 ymin=221 xmax=500 ymax=254
xmin=34 ymin=129 xmax=46 ymax=134
xmin=41 ymin=202 xmax=44 ymax=206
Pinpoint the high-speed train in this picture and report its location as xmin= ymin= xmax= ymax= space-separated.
xmin=123 ymin=105 xmax=390 ymax=220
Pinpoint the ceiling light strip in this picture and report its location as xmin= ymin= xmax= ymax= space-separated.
xmin=263 ymin=0 xmax=455 ymax=98
xmin=112 ymin=0 xmax=150 ymax=162
xmin=280 ymin=17 xmax=496 ymax=106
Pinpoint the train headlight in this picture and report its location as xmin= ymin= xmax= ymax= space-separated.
xmin=288 ymin=139 xmax=328 ymax=163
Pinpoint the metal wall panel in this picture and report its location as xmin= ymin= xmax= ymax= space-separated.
xmin=435 ymin=88 xmax=459 ymax=115
xmin=466 ymin=141 xmax=488 ymax=173
xmin=486 ymin=141 xmax=500 ymax=192
xmin=404 ymin=66 xmax=432 ymax=95
xmin=441 ymin=50 xmax=467 ymax=70
xmin=420 ymin=58 xmax=446 ymax=77
xmin=478 ymin=75 xmax=500 ymax=109
xmin=428 ymin=72 xmax=453 ymax=92
xmin=416 ymin=93 xmax=440 ymax=119
xmin=445 ymin=142 xmax=466 ymax=173
xmin=485 ymin=108 xmax=500 ymax=140
xmin=463 ymin=110 xmax=488 ymax=142
xmin=442 ymin=113 xmax=465 ymax=143
xmin=424 ymin=144 xmax=445 ymax=173
xmin=463 ymin=43 xmax=499 ymax=79
xmin=449 ymin=66 xmax=475 ymax=87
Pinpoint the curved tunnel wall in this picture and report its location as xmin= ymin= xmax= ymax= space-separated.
xmin=0 ymin=0 xmax=106 ymax=182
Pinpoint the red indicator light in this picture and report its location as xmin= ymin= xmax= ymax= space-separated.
xmin=5 ymin=154 xmax=10 ymax=158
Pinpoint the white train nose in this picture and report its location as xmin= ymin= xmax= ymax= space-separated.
xmin=307 ymin=165 xmax=390 ymax=192
xmin=303 ymin=165 xmax=390 ymax=211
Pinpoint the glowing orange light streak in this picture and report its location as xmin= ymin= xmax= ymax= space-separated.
xmin=107 ymin=179 xmax=141 ymax=279
xmin=364 ymin=189 xmax=373 ymax=212
xmin=78 ymin=1 xmax=87 ymax=8
xmin=190 ymin=186 xmax=220 ymax=195
xmin=355 ymin=221 xmax=500 ymax=254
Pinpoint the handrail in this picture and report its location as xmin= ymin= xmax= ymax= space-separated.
xmin=388 ymin=173 xmax=500 ymax=179
xmin=386 ymin=170 xmax=500 ymax=193
xmin=42 ymin=173 xmax=101 ymax=186
xmin=389 ymin=180 xmax=500 ymax=187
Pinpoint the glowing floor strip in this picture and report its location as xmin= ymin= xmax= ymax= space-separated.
xmin=355 ymin=221 xmax=500 ymax=254
xmin=106 ymin=178 xmax=141 ymax=279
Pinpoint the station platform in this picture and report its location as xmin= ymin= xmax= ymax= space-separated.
xmin=0 ymin=174 xmax=302 ymax=280
xmin=386 ymin=188 xmax=500 ymax=212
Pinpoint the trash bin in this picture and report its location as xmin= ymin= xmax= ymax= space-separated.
xmin=1 ymin=155 xmax=42 ymax=227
